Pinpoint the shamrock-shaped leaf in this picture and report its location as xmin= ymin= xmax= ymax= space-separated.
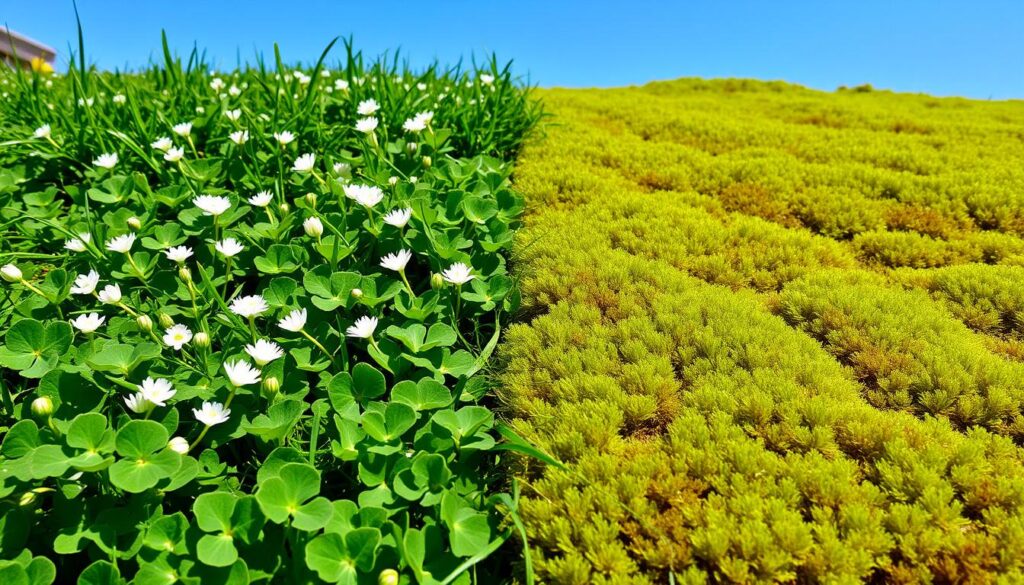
xmin=85 ymin=342 xmax=161 ymax=375
xmin=391 ymin=377 xmax=452 ymax=411
xmin=328 ymin=363 xmax=387 ymax=407
xmin=108 ymin=420 xmax=182 ymax=493
xmin=304 ymin=528 xmax=381 ymax=584
xmin=303 ymin=265 xmax=361 ymax=311
xmin=441 ymin=492 xmax=494 ymax=558
xmin=0 ymin=318 xmax=72 ymax=378
xmin=242 ymin=400 xmax=307 ymax=441
xmin=66 ymin=413 xmax=115 ymax=471
xmin=394 ymin=453 xmax=452 ymax=504
xmin=385 ymin=323 xmax=457 ymax=353
xmin=193 ymin=492 xmax=265 ymax=567
xmin=143 ymin=512 xmax=189 ymax=555
xmin=431 ymin=406 xmax=495 ymax=452
xmin=253 ymin=244 xmax=300 ymax=274
xmin=255 ymin=462 xmax=331 ymax=530
xmin=361 ymin=402 xmax=416 ymax=443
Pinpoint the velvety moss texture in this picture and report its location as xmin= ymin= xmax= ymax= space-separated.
xmin=501 ymin=79 xmax=1024 ymax=583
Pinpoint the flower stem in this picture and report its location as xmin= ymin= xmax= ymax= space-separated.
xmin=301 ymin=329 xmax=335 ymax=364
xmin=399 ymin=270 xmax=416 ymax=297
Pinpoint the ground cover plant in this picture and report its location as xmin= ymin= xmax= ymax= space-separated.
xmin=504 ymin=80 xmax=1024 ymax=583
xmin=0 ymin=37 xmax=541 ymax=584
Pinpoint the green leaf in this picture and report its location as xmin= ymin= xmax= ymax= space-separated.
xmin=351 ymin=362 xmax=387 ymax=402
xmin=77 ymin=560 xmax=125 ymax=585
xmin=0 ymin=319 xmax=72 ymax=378
xmin=115 ymin=420 xmax=168 ymax=458
xmin=241 ymin=399 xmax=306 ymax=441
xmin=85 ymin=342 xmax=160 ymax=375
xmin=361 ymin=402 xmax=416 ymax=442
xmin=432 ymin=406 xmax=494 ymax=442
xmin=256 ymin=462 xmax=322 ymax=524
xmin=66 ymin=413 xmax=114 ymax=453
xmin=441 ymin=492 xmax=493 ymax=558
xmin=198 ymin=533 xmax=239 ymax=567
xmin=253 ymin=244 xmax=300 ymax=274
xmin=391 ymin=378 xmax=452 ymax=411
xmin=303 ymin=266 xmax=361 ymax=310
xmin=1 ymin=420 xmax=40 ymax=458
xmin=304 ymin=528 xmax=381 ymax=584
xmin=143 ymin=513 xmax=188 ymax=554
xmin=194 ymin=492 xmax=235 ymax=533
xmin=108 ymin=449 xmax=181 ymax=493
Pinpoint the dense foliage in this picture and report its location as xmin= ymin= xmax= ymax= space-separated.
xmin=503 ymin=79 xmax=1024 ymax=583
xmin=0 ymin=42 xmax=541 ymax=584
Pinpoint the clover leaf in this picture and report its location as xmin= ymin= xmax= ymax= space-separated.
xmin=304 ymin=528 xmax=381 ymax=584
xmin=255 ymin=462 xmax=332 ymax=531
xmin=0 ymin=318 xmax=72 ymax=378
xmin=108 ymin=420 xmax=182 ymax=493
xmin=193 ymin=492 xmax=265 ymax=567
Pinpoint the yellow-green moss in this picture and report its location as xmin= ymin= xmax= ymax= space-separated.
xmin=503 ymin=79 xmax=1024 ymax=583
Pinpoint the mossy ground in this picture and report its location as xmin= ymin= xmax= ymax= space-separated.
xmin=502 ymin=79 xmax=1024 ymax=583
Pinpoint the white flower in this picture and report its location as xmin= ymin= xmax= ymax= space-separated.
xmin=274 ymin=131 xmax=295 ymax=145
xmin=278 ymin=308 xmax=307 ymax=332
xmin=229 ymin=294 xmax=268 ymax=318
xmin=138 ymin=377 xmax=175 ymax=407
xmin=383 ymin=208 xmax=412 ymax=228
xmin=388 ymin=176 xmax=399 ymax=186
xmin=71 ymin=313 xmax=105 ymax=333
xmin=303 ymin=217 xmax=324 ymax=238
xmin=230 ymin=130 xmax=249 ymax=145
xmin=224 ymin=360 xmax=261 ymax=387
xmin=229 ymin=85 xmax=241 ymax=97
xmin=113 ymin=94 xmax=126 ymax=104
xmin=124 ymin=393 xmax=152 ymax=414
xmin=357 ymin=98 xmax=380 ymax=116
xmin=150 ymin=136 xmax=173 ymax=151
xmin=355 ymin=117 xmax=379 ymax=134
xmin=34 ymin=124 xmax=51 ymax=139
xmin=333 ymin=162 xmax=351 ymax=177
xmin=164 ymin=147 xmax=185 ymax=162
xmin=346 ymin=316 xmax=378 ymax=339
xmin=480 ymin=73 xmax=495 ymax=85
xmin=193 ymin=195 xmax=232 ymax=216
xmin=93 ymin=153 xmax=118 ymax=169
xmin=380 ymin=249 xmax=412 ymax=272
xmin=292 ymin=153 xmax=316 ymax=173
xmin=244 ymin=339 xmax=284 ymax=366
xmin=172 ymin=122 xmax=192 ymax=137
xmin=442 ymin=262 xmax=475 ymax=285
xmin=403 ymin=116 xmax=426 ymax=133
xmin=334 ymin=79 xmax=349 ymax=91
xmin=78 ymin=97 xmax=94 ymax=107
xmin=105 ymin=233 xmax=136 ymax=253
xmin=210 ymin=77 xmax=225 ymax=91
xmin=163 ymin=324 xmax=193 ymax=350
xmin=1 ymin=264 xmax=23 ymax=282
xmin=344 ymin=184 xmax=384 ymax=207
xmin=165 ymin=246 xmax=193 ymax=263
xmin=248 ymin=191 xmax=273 ymax=207
xmin=71 ymin=270 xmax=100 ymax=295
xmin=193 ymin=401 xmax=230 ymax=426
xmin=97 ymin=284 xmax=122 ymax=304
xmin=65 ymin=233 xmax=91 ymax=252
xmin=224 ymin=108 xmax=241 ymax=121
xmin=415 ymin=111 xmax=434 ymax=125
xmin=168 ymin=436 xmax=190 ymax=454
xmin=215 ymin=238 xmax=245 ymax=257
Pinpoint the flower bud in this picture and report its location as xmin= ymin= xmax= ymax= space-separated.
xmin=1 ymin=263 xmax=23 ymax=283
xmin=350 ymin=288 xmax=363 ymax=299
xmin=305 ymin=192 xmax=317 ymax=208
xmin=279 ymin=202 xmax=291 ymax=213
xmin=178 ymin=266 xmax=192 ymax=283
xmin=194 ymin=331 xmax=211 ymax=348
xmin=158 ymin=313 xmax=175 ymax=329
xmin=378 ymin=569 xmax=399 ymax=585
xmin=262 ymin=376 xmax=281 ymax=397
xmin=388 ymin=176 xmax=399 ymax=186
xmin=127 ymin=216 xmax=142 ymax=231
xmin=303 ymin=217 xmax=324 ymax=238
xmin=19 ymin=491 xmax=38 ymax=508
xmin=168 ymin=436 xmax=190 ymax=454
xmin=422 ymin=155 xmax=432 ymax=168
xmin=137 ymin=314 xmax=154 ymax=332
xmin=430 ymin=273 xmax=444 ymax=290
xmin=31 ymin=396 xmax=54 ymax=418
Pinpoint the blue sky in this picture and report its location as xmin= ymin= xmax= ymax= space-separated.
xmin=5 ymin=0 xmax=1023 ymax=99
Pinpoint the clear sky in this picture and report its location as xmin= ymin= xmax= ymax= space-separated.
xmin=4 ymin=0 xmax=1023 ymax=99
